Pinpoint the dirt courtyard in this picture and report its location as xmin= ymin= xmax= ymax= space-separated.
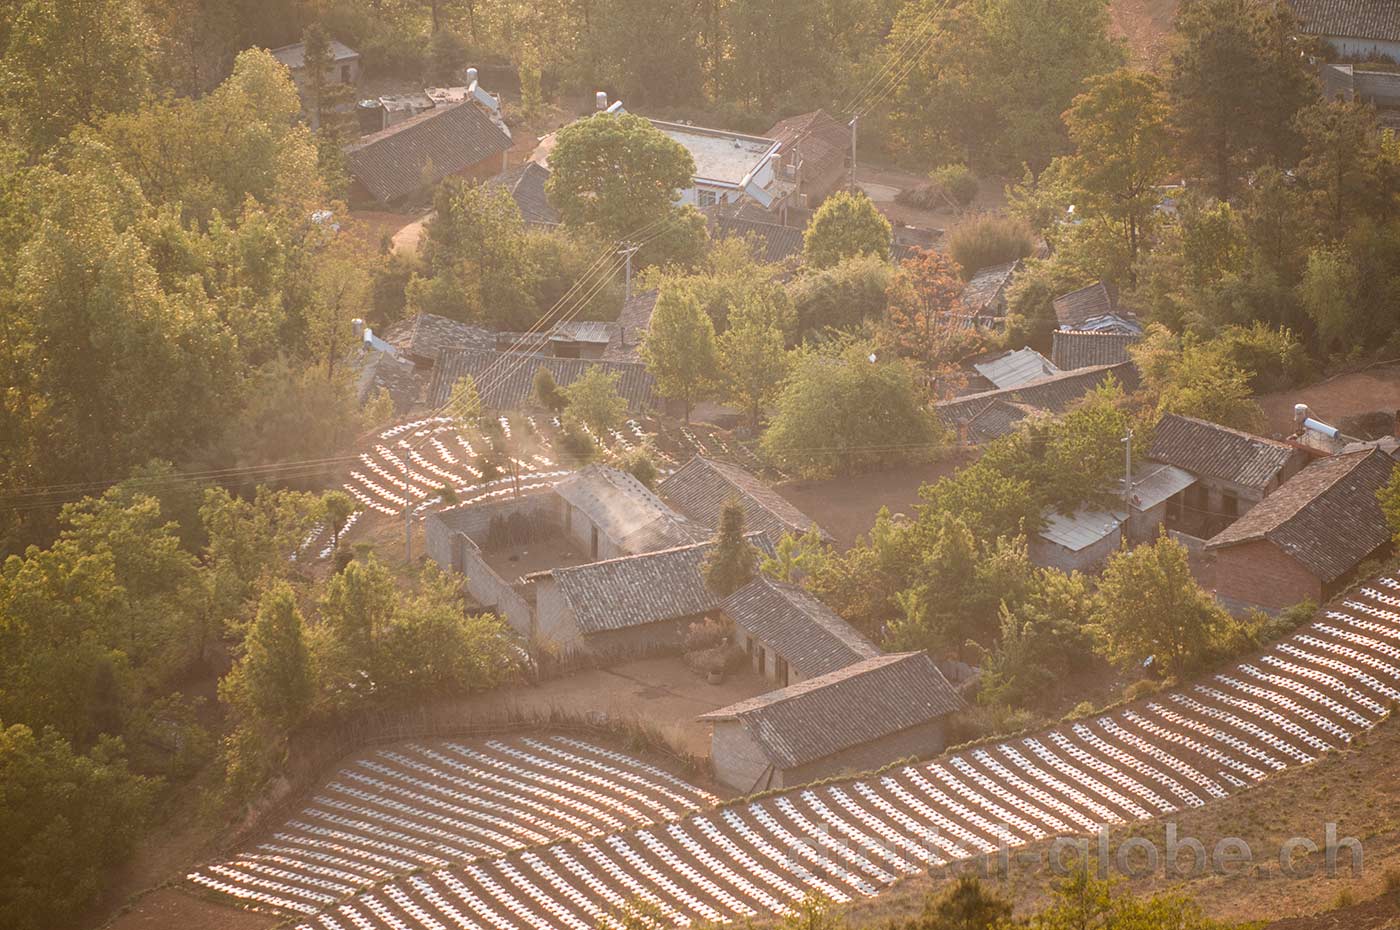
xmin=1258 ymin=364 xmax=1400 ymax=438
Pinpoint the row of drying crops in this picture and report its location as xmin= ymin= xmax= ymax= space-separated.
xmin=185 ymin=576 xmax=1400 ymax=930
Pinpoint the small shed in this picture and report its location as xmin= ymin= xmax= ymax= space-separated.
xmin=721 ymin=578 xmax=879 ymax=687
xmin=972 ymin=348 xmax=1060 ymax=390
xmin=700 ymin=652 xmax=964 ymax=793
xmin=1030 ymin=507 xmax=1127 ymax=573
xmin=659 ymin=457 xmax=831 ymax=545
xmin=551 ymin=465 xmax=704 ymax=561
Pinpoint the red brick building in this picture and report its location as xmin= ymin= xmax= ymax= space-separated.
xmin=1205 ymin=448 xmax=1396 ymax=612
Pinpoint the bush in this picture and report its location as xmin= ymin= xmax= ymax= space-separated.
xmin=615 ymin=446 xmax=658 ymax=489
xmin=1122 ymin=678 xmax=1163 ymax=702
xmin=947 ymin=214 xmax=1035 ymax=279
xmin=788 ymin=254 xmax=893 ymax=335
xmin=533 ymin=367 xmax=567 ymax=413
xmin=426 ymin=30 xmax=469 ymax=83
xmin=684 ymin=616 xmax=729 ymax=653
xmin=930 ymin=164 xmax=979 ymax=208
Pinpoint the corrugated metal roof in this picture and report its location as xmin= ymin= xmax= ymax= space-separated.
xmin=1077 ymin=314 xmax=1143 ymax=335
xmin=699 ymin=652 xmax=964 ymax=770
xmin=1148 ymin=414 xmax=1304 ymax=491
xmin=722 ymin=578 xmax=879 ymax=679
xmin=937 ymin=362 xmax=1139 ymax=432
xmin=1037 ymin=507 xmax=1126 ymax=551
xmin=344 ymin=101 xmax=512 ymax=203
xmin=427 ymin=349 xmax=658 ymax=412
xmin=1206 ymin=449 xmax=1395 ymax=583
xmin=973 ymin=347 xmax=1060 ymax=390
xmin=1127 ymin=462 xmax=1197 ymax=511
xmin=659 ymin=457 xmax=829 ymax=543
xmin=550 ymin=534 xmax=775 ymax=635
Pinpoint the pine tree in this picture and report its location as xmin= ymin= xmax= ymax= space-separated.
xmin=702 ymin=500 xmax=758 ymax=597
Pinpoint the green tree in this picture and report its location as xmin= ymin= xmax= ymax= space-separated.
xmin=447 ymin=375 xmax=484 ymax=430
xmin=760 ymin=527 xmax=830 ymax=584
xmin=1 ymin=0 xmax=153 ymax=155
xmin=763 ymin=342 xmax=943 ymax=477
xmin=719 ymin=297 xmax=790 ymax=429
xmin=322 ymin=491 xmax=356 ymax=551
xmin=1167 ymin=0 xmax=1316 ymax=200
xmin=1093 ymin=533 xmax=1228 ymax=680
xmin=220 ymin=583 xmax=313 ymax=729
xmin=1298 ymin=244 xmax=1361 ymax=353
xmin=546 ymin=112 xmax=696 ymax=241
xmin=891 ymin=876 xmax=1012 ymax=930
xmin=808 ymin=508 xmax=914 ymax=634
xmin=1130 ymin=324 xmax=1266 ymax=432
xmin=301 ymin=23 xmax=356 ymax=135
xmin=788 ymin=253 xmax=895 ymax=335
xmin=803 ymin=190 xmax=892 ymax=269
xmin=642 ymin=287 xmax=718 ymax=423
xmin=533 ymin=366 xmax=567 ymax=412
xmin=563 ymin=367 xmax=628 ymax=436
xmin=703 ymin=501 xmax=759 ymax=597
xmin=0 ymin=723 xmax=155 ymax=930
xmin=980 ymin=569 xmax=1097 ymax=708
xmin=1294 ymin=98 xmax=1397 ymax=235
xmin=887 ymin=0 xmax=1122 ymax=171
xmin=1061 ymin=68 xmax=1172 ymax=270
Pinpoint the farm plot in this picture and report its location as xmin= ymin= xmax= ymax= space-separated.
xmin=295 ymin=575 xmax=1400 ymax=929
xmin=187 ymin=735 xmax=718 ymax=915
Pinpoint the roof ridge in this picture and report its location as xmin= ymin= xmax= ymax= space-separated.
xmin=1266 ymin=449 xmax=1383 ymax=539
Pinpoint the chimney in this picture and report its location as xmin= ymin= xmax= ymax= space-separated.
xmin=596 ymin=91 xmax=609 ymax=111
xmin=466 ymin=67 xmax=479 ymax=87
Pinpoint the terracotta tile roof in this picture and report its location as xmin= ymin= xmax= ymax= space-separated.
xmin=699 ymin=652 xmax=964 ymax=770
xmin=722 ymin=578 xmax=880 ymax=678
xmin=1206 ymin=449 xmax=1396 ymax=583
xmin=548 ymin=534 xmax=775 ymax=635
xmin=936 ymin=362 xmax=1139 ymax=433
xmin=1148 ymin=414 xmax=1304 ymax=491
xmin=1051 ymin=330 xmax=1142 ymax=370
xmin=659 ymin=457 xmax=829 ymax=543
xmin=1289 ymin=0 xmax=1400 ymax=42
xmin=427 ymin=349 xmax=658 ymax=412
xmin=488 ymin=161 xmax=560 ymax=227
xmin=344 ymin=101 xmax=512 ymax=203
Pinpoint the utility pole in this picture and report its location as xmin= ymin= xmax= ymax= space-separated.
xmin=848 ymin=115 xmax=859 ymax=192
xmin=618 ymin=243 xmax=640 ymax=301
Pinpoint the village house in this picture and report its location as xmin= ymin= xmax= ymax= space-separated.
xmin=343 ymin=81 xmax=512 ymax=206
xmin=1146 ymin=414 xmax=1312 ymax=539
xmin=764 ymin=109 xmax=852 ymax=210
xmin=1205 ymin=448 xmax=1396 ymax=612
xmin=970 ymin=347 xmax=1060 ymax=391
xmin=427 ymin=348 xmax=659 ymax=413
xmin=350 ymin=312 xmax=497 ymax=409
xmin=1289 ymin=0 xmax=1400 ymax=61
xmin=936 ymin=361 xmax=1139 ymax=444
xmin=270 ymin=39 xmax=361 ymax=91
xmin=551 ymin=466 xmax=706 ymax=562
xmin=659 ymin=456 xmax=832 ymax=545
xmin=703 ymin=206 xmax=806 ymax=267
xmin=488 ymin=161 xmax=560 ymax=228
xmin=959 ymin=260 xmax=1022 ymax=326
xmin=721 ymin=578 xmax=880 ymax=687
xmin=1052 ymin=282 xmax=1143 ymax=335
xmin=1051 ymin=330 xmax=1142 ymax=371
xmin=700 ymin=652 xmax=964 ymax=793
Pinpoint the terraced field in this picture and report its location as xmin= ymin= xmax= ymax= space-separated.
xmin=187 ymin=736 xmax=718 ymax=915
xmin=263 ymin=576 xmax=1400 ymax=930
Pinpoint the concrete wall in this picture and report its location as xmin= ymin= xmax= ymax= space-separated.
xmin=1128 ymin=500 xmax=1168 ymax=545
xmin=561 ymin=501 xmax=628 ymax=561
xmin=1211 ymin=540 xmax=1322 ymax=613
xmin=426 ymin=495 xmax=562 ymax=565
xmin=1325 ymin=37 xmax=1400 ymax=62
xmin=531 ymin=575 xmax=582 ymax=655
xmin=451 ymin=533 xmax=535 ymax=638
xmin=1030 ymin=525 xmax=1122 ymax=574
xmin=531 ymin=580 xmax=696 ymax=663
xmin=709 ymin=718 xmax=949 ymax=793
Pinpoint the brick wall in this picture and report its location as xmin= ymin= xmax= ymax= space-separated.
xmin=1211 ymin=540 xmax=1321 ymax=612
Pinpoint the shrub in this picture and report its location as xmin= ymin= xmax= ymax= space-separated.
xmin=930 ymin=164 xmax=979 ymax=208
xmin=1122 ymin=678 xmax=1163 ymax=702
xmin=533 ymin=367 xmax=567 ymax=413
xmin=684 ymin=617 xmax=729 ymax=653
xmin=947 ymin=214 xmax=1035 ymax=279
xmin=615 ymin=446 xmax=658 ymax=489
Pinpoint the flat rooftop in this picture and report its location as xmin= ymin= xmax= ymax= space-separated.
xmin=648 ymin=120 xmax=779 ymax=187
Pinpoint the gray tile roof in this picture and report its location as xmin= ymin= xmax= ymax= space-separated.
xmin=659 ymin=457 xmax=829 ymax=544
xmin=488 ymin=161 xmax=560 ymax=227
xmin=766 ymin=110 xmax=849 ymax=183
xmin=604 ymin=290 xmax=658 ymax=362
xmin=1052 ymin=282 xmax=1115 ymax=328
xmin=354 ymin=350 xmax=422 ymax=411
xmin=722 ymin=578 xmax=880 ymax=679
xmin=699 ymin=652 xmax=964 ymax=770
xmin=382 ymin=313 xmax=496 ymax=363
xmin=345 ymin=101 xmax=512 ymax=203
xmin=550 ymin=534 xmax=775 ymax=635
xmin=972 ymin=347 xmax=1059 ymax=390
xmin=960 ymin=260 xmax=1021 ymax=316
xmin=1206 ymin=449 xmax=1395 ymax=583
xmin=1148 ymin=414 xmax=1304 ymax=491
xmin=963 ymin=400 xmax=1037 ymax=445
xmin=705 ymin=211 xmax=806 ymax=265
xmin=1051 ymin=330 xmax=1142 ymax=370
xmin=553 ymin=465 xmax=706 ymax=554
xmin=427 ymin=349 xmax=658 ymax=412
xmin=1289 ymin=0 xmax=1400 ymax=42
xmin=270 ymin=39 xmax=359 ymax=70
xmin=937 ymin=362 xmax=1139 ymax=434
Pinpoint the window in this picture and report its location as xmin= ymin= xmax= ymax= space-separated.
xmin=755 ymin=645 xmax=766 ymax=676
xmin=697 ymin=189 xmax=717 ymax=207
xmin=341 ymin=64 xmax=352 ymax=83
xmin=775 ymin=657 xmax=789 ymax=688
xmin=589 ymin=526 xmax=599 ymax=560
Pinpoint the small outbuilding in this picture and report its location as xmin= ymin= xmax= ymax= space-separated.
xmin=700 ymin=652 xmax=964 ymax=793
xmin=344 ymin=99 xmax=512 ymax=205
xmin=659 ymin=457 xmax=831 ymax=545
xmin=721 ymin=578 xmax=880 ymax=687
